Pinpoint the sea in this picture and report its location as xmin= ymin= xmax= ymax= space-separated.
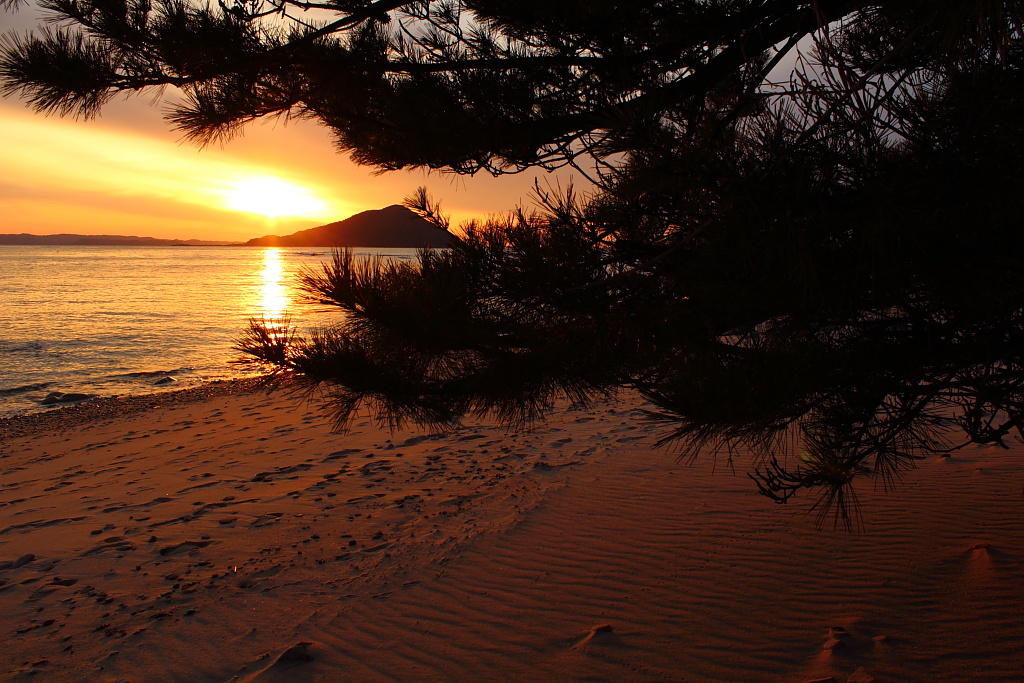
xmin=0 ymin=245 xmax=419 ymax=417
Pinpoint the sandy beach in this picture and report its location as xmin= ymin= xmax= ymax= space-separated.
xmin=1 ymin=383 xmax=1022 ymax=682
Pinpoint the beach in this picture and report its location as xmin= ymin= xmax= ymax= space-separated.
xmin=2 ymin=383 xmax=1022 ymax=682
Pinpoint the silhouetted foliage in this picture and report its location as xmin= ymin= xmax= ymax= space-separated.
xmin=5 ymin=1 xmax=1024 ymax=527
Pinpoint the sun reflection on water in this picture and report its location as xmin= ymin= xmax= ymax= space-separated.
xmin=260 ymin=248 xmax=290 ymax=318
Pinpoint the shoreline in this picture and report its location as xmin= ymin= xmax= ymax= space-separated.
xmin=0 ymin=377 xmax=266 ymax=443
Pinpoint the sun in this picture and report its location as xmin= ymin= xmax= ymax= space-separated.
xmin=225 ymin=176 xmax=328 ymax=219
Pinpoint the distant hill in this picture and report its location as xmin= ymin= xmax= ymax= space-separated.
xmin=0 ymin=233 xmax=239 ymax=246
xmin=245 ymin=205 xmax=458 ymax=248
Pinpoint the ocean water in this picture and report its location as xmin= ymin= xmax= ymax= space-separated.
xmin=0 ymin=245 xmax=419 ymax=417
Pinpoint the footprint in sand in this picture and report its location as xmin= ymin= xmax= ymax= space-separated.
xmin=324 ymin=448 xmax=362 ymax=461
xmin=0 ymin=553 xmax=36 ymax=570
xmin=251 ymin=513 xmax=284 ymax=528
xmin=251 ymin=463 xmax=313 ymax=482
xmin=157 ymin=540 xmax=213 ymax=556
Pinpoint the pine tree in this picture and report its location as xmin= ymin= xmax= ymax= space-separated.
xmin=4 ymin=1 xmax=1023 ymax=527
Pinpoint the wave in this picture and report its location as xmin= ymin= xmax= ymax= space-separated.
xmin=0 ymin=381 xmax=56 ymax=396
xmin=1 ymin=341 xmax=47 ymax=354
xmin=109 ymin=367 xmax=195 ymax=379
xmin=93 ymin=311 xmax=177 ymax=318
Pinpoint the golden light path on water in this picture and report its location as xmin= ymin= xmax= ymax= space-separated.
xmin=259 ymin=248 xmax=290 ymax=319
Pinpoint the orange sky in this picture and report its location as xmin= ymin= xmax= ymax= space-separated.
xmin=0 ymin=11 xmax=571 ymax=242
xmin=0 ymin=98 xmax=568 ymax=241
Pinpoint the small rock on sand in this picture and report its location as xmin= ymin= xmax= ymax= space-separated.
xmin=41 ymin=392 xmax=95 ymax=405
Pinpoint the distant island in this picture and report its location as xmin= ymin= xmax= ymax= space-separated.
xmin=0 ymin=234 xmax=239 ymax=246
xmin=245 ymin=205 xmax=458 ymax=248
xmin=1 ymin=205 xmax=460 ymax=249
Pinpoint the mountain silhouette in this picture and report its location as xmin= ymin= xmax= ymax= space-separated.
xmin=245 ymin=205 xmax=458 ymax=248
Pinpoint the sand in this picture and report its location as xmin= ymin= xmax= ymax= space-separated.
xmin=1 ymin=384 xmax=1022 ymax=682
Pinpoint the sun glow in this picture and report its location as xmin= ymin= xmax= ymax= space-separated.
xmin=225 ymin=176 xmax=328 ymax=219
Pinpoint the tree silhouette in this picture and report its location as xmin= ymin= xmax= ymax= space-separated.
xmin=4 ymin=1 xmax=1023 ymax=527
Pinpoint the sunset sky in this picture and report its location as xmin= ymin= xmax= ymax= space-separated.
xmin=0 ymin=10 xmax=566 ymax=242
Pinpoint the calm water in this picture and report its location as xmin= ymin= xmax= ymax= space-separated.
xmin=0 ymin=245 xmax=418 ymax=417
